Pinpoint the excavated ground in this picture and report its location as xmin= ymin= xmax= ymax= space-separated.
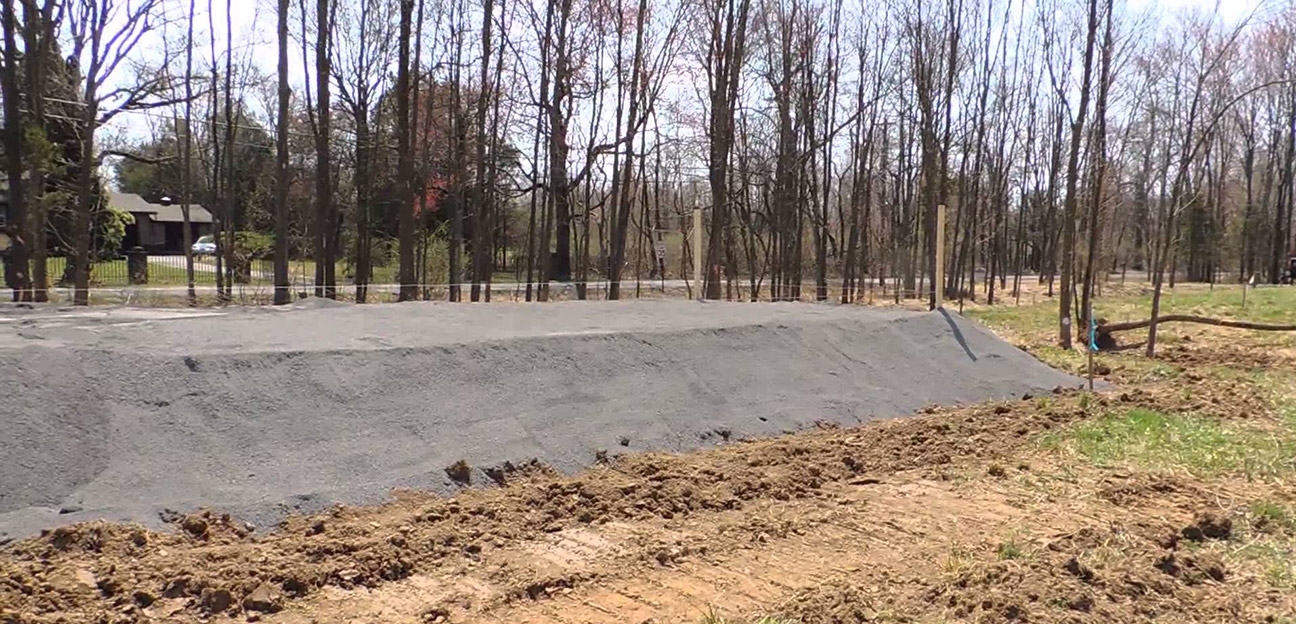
xmin=2 ymin=294 xmax=1295 ymax=624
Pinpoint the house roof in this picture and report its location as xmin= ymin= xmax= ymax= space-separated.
xmin=110 ymin=191 xmax=213 ymax=224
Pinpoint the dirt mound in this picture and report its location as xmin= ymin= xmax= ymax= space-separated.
xmin=0 ymin=304 xmax=1082 ymax=540
xmin=3 ymin=342 xmax=1294 ymax=624
xmin=0 ymin=381 xmax=1100 ymax=623
xmin=778 ymin=519 xmax=1260 ymax=624
xmin=8 ymin=302 xmax=1292 ymax=624
xmin=928 ymin=517 xmax=1257 ymax=622
xmin=779 ymin=580 xmax=885 ymax=623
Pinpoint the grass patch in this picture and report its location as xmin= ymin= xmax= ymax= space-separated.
xmin=995 ymin=537 xmax=1027 ymax=561
xmin=44 ymin=257 xmax=211 ymax=286
xmin=966 ymin=284 xmax=1296 ymax=344
xmin=1251 ymin=500 xmax=1296 ymax=534
xmin=1266 ymin=561 xmax=1296 ymax=589
xmin=1232 ymin=538 xmax=1296 ymax=589
xmin=1047 ymin=408 xmax=1296 ymax=479
xmin=939 ymin=545 xmax=977 ymax=576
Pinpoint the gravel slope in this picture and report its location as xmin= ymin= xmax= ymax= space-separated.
xmin=0 ymin=301 xmax=1084 ymax=539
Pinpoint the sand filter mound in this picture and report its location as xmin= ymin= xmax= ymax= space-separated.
xmin=0 ymin=301 xmax=1084 ymax=539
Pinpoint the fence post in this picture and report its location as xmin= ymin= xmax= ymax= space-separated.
xmin=127 ymin=247 xmax=149 ymax=285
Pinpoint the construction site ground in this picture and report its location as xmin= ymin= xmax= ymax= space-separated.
xmin=3 ymin=284 xmax=1296 ymax=624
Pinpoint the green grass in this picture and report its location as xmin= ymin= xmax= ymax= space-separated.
xmin=294 ymin=258 xmax=523 ymax=286
xmin=995 ymin=537 xmax=1027 ymax=560
xmin=1045 ymin=408 xmax=1296 ymax=479
xmin=967 ymin=284 xmax=1296 ymax=338
xmin=1251 ymin=500 xmax=1296 ymax=534
xmin=44 ymin=257 xmax=212 ymax=286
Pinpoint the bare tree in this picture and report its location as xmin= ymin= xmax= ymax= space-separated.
xmin=334 ymin=0 xmax=395 ymax=303
xmin=66 ymin=0 xmax=175 ymax=305
xmin=1044 ymin=0 xmax=1099 ymax=347
xmin=700 ymin=0 xmax=751 ymax=300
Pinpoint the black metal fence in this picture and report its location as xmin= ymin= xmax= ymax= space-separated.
xmin=45 ymin=254 xmax=287 ymax=288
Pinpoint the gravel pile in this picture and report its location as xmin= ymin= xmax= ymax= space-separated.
xmin=0 ymin=301 xmax=1084 ymax=539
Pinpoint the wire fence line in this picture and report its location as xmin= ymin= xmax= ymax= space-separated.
xmin=28 ymin=268 xmax=1064 ymax=311
xmin=16 ymin=254 xmax=1200 ymax=308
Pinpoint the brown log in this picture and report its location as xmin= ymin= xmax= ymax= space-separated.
xmin=1098 ymin=315 xmax=1296 ymax=335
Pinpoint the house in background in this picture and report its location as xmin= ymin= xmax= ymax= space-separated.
xmin=113 ymin=192 xmax=214 ymax=255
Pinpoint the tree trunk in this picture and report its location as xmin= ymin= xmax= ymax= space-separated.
xmin=1057 ymin=0 xmax=1099 ymax=348
xmin=314 ymin=0 xmax=335 ymax=298
xmin=1 ymin=0 xmax=30 ymax=301
xmin=274 ymin=0 xmax=291 ymax=304
xmin=1079 ymin=0 xmax=1114 ymax=336
xmin=72 ymin=101 xmax=96 ymax=306
xmin=22 ymin=0 xmax=51 ymax=302
xmin=548 ymin=0 xmax=574 ymax=283
xmin=607 ymin=0 xmax=648 ymax=301
xmin=396 ymin=0 xmax=416 ymax=300
xmin=470 ymin=0 xmax=495 ymax=302
xmin=182 ymin=0 xmax=198 ymax=305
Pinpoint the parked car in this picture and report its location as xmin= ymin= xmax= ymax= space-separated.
xmin=192 ymin=235 xmax=217 ymax=256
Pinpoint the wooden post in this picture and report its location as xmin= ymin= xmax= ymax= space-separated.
xmin=934 ymin=204 xmax=946 ymax=310
xmin=692 ymin=205 xmax=702 ymax=301
xmin=1086 ymin=296 xmax=1095 ymax=391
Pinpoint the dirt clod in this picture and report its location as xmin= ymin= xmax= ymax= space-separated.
xmin=242 ymin=582 xmax=282 ymax=613
xmin=1181 ymin=511 xmax=1232 ymax=541
xmin=781 ymin=580 xmax=879 ymax=623
xmin=180 ymin=514 xmax=208 ymax=537
xmin=1063 ymin=557 xmax=1094 ymax=582
xmin=445 ymin=460 xmax=472 ymax=485
xmin=199 ymin=587 xmax=233 ymax=613
xmin=132 ymin=590 xmax=156 ymax=607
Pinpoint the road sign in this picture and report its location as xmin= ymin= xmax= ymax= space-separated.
xmin=654 ymin=240 xmax=667 ymax=262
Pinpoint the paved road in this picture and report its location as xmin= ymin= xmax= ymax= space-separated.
xmin=49 ymin=279 xmax=699 ymax=295
xmin=45 ymin=276 xmax=921 ymax=296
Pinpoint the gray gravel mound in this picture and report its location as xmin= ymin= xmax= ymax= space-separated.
xmin=0 ymin=302 xmax=1084 ymax=539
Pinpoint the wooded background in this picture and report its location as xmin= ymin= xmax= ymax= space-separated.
xmin=1 ymin=0 xmax=1293 ymax=345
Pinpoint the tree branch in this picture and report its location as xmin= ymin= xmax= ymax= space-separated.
xmin=99 ymin=149 xmax=174 ymax=165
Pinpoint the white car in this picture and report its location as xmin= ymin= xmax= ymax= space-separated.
xmin=192 ymin=235 xmax=217 ymax=256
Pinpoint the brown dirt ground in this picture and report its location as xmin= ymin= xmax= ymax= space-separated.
xmin=3 ymin=319 xmax=1295 ymax=624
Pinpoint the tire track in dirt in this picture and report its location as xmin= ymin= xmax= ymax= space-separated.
xmin=268 ymin=477 xmax=1057 ymax=623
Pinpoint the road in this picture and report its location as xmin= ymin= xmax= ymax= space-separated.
xmin=49 ymin=279 xmax=697 ymax=296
